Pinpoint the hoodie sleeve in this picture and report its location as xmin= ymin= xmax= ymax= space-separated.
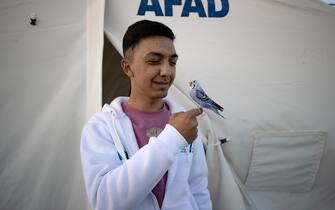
xmin=80 ymin=115 xmax=187 ymax=210
xmin=188 ymin=137 xmax=213 ymax=210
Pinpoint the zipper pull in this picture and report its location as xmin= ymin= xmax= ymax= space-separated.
xmin=187 ymin=144 xmax=193 ymax=162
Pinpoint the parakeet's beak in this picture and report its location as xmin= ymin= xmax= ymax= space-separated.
xmin=188 ymin=81 xmax=192 ymax=87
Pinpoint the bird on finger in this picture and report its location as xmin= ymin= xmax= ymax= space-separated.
xmin=189 ymin=80 xmax=225 ymax=118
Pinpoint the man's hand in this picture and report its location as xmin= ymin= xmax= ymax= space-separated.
xmin=168 ymin=107 xmax=203 ymax=144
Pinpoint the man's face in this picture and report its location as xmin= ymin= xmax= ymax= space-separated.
xmin=123 ymin=36 xmax=178 ymax=100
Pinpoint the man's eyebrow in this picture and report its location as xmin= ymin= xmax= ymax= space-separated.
xmin=145 ymin=52 xmax=178 ymax=59
xmin=171 ymin=53 xmax=178 ymax=59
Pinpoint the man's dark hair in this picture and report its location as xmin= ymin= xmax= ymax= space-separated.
xmin=122 ymin=20 xmax=175 ymax=57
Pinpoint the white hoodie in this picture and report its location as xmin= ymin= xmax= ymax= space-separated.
xmin=80 ymin=97 xmax=212 ymax=210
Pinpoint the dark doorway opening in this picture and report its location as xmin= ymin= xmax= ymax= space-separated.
xmin=102 ymin=34 xmax=130 ymax=105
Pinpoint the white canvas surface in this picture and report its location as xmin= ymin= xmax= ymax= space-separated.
xmin=0 ymin=0 xmax=92 ymax=209
xmin=1 ymin=0 xmax=335 ymax=210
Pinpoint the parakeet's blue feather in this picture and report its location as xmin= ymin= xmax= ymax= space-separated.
xmin=189 ymin=80 xmax=225 ymax=118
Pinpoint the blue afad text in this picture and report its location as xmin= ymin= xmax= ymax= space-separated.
xmin=137 ymin=0 xmax=229 ymax=18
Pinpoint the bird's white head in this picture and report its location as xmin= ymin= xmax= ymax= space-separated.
xmin=188 ymin=80 xmax=198 ymax=90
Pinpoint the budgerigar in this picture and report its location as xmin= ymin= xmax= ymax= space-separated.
xmin=189 ymin=80 xmax=225 ymax=118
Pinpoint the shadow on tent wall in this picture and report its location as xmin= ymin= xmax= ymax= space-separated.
xmin=102 ymin=34 xmax=131 ymax=105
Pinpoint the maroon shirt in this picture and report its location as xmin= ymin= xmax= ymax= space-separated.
xmin=122 ymin=102 xmax=171 ymax=208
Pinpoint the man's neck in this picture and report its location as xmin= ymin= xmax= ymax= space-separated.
xmin=127 ymin=95 xmax=164 ymax=112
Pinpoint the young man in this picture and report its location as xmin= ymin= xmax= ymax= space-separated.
xmin=80 ymin=20 xmax=212 ymax=210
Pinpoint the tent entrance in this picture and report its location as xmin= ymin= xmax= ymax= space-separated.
xmin=102 ymin=34 xmax=130 ymax=105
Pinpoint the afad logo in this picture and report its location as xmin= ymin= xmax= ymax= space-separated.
xmin=137 ymin=0 xmax=229 ymax=18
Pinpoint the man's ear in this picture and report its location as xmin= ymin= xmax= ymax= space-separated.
xmin=120 ymin=58 xmax=134 ymax=77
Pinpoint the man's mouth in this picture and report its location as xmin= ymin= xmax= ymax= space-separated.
xmin=152 ymin=81 xmax=170 ymax=85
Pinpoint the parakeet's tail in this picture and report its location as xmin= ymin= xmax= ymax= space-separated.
xmin=217 ymin=111 xmax=225 ymax=118
xmin=212 ymin=101 xmax=224 ymax=111
xmin=211 ymin=107 xmax=225 ymax=118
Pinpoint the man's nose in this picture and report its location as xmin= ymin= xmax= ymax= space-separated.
xmin=160 ymin=62 xmax=173 ymax=76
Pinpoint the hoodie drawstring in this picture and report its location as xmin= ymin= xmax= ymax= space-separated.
xmin=110 ymin=111 xmax=128 ymax=163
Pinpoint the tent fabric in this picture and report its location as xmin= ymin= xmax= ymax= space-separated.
xmin=86 ymin=0 xmax=105 ymax=119
xmin=104 ymin=0 xmax=335 ymax=210
xmin=0 ymin=0 xmax=90 ymax=209
xmin=1 ymin=0 xmax=335 ymax=210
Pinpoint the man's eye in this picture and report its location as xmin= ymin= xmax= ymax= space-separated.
xmin=147 ymin=60 xmax=160 ymax=65
xmin=169 ymin=61 xmax=177 ymax=66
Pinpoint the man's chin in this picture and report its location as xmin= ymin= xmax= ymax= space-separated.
xmin=151 ymin=91 xmax=168 ymax=99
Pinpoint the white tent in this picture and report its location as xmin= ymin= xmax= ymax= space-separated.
xmin=1 ymin=0 xmax=334 ymax=210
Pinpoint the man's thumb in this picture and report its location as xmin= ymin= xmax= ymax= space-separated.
xmin=186 ymin=107 xmax=203 ymax=117
xmin=171 ymin=111 xmax=184 ymax=117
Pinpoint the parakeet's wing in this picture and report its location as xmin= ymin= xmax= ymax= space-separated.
xmin=195 ymin=89 xmax=224 ymax=111
xmin=195 ymin=83 xmax=205 ymax=92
